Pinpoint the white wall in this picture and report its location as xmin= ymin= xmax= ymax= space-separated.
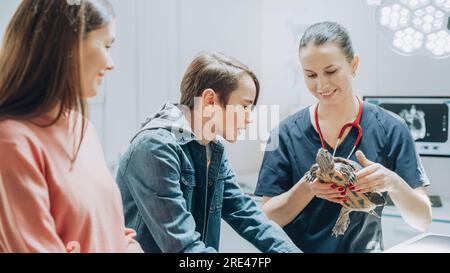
xmin=0 ymin=0 xmax=20 ymax=40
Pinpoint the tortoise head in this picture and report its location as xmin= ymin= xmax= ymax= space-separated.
xmin=316 ymin=148 xmax=334 ymax=173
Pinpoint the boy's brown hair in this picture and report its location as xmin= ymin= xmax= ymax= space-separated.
xmin=180 ymin=53 xmax=260 ymax=109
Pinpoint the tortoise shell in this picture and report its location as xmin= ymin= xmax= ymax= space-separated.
xmin=306 ymin=148 xmax=386 ymax=236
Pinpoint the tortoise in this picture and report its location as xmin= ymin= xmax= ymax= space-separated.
xmin=305 ymin=148 xmax=386 ymax=237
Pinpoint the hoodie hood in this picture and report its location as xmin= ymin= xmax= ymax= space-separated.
xmin=131 ymin=102 xmax=207 ymax=145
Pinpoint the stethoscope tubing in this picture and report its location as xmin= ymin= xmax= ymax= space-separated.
xmin=314 ymin=96 xmax=363 ymax=159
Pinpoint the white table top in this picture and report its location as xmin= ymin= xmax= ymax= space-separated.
xmin=384 ymin=233 xmax=450 ymax=253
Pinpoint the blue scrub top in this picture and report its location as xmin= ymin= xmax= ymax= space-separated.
xmin=255 ymin=102 xmax=430 ymax=253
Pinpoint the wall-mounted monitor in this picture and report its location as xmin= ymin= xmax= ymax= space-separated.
xmin=364 ymin=96 xmax=450 ymax=157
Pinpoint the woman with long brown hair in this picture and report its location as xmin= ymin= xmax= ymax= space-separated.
xmin=0 ymin=0 xmax=142 ymax=253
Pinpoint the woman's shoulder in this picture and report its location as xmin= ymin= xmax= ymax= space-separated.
xmin=0 ymin=119 xmax=46 ymax=167
xmin=0 ymin=112 xmax=92 ymax=147
xmin=0 ymin=118 xmax=40 ymax=145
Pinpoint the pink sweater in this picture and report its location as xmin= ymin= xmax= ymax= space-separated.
xmin=0 ymin=114 xmax=142 ymax=253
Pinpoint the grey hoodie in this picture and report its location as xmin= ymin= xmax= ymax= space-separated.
xmin=131 ymin=102 xmax=195 ymax=144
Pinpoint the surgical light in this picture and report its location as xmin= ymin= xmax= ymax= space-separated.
xmin=377 ymin=0 xmax=450 ymax=58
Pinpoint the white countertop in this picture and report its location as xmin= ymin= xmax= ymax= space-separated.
xmin=384 ymin=233 xmax=450 ymax=253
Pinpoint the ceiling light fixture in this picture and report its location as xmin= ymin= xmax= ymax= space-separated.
xmin=376 ymin=0 xmax=450 ymax=58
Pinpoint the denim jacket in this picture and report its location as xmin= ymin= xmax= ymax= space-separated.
xmin=116 ymin=103 xmax=300 ymax=253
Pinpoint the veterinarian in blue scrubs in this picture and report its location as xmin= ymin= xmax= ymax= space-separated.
xmin=255 ymin=22 xmax=432 ymax=253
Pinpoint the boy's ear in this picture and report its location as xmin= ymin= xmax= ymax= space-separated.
xmin=201 ymin=89 xmax=216 ymax=106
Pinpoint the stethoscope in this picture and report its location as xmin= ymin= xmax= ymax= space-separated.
xmin=314 ymin=96 xmax=363 ymax=159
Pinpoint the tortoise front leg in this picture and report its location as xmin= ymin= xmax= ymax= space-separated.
xmin=305 ymin=164 xmax=319 ymax=183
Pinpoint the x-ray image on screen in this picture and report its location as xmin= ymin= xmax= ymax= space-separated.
xmin=399 ymin=105 xmax=426 ymax=141
xmin=364 ymin=96 xmax=450 ymax=157
xmin=379 ymin=103 xmax=448 ymax=143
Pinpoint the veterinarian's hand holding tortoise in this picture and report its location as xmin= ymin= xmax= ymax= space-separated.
xmin=353 ymin=150 xmax=402 ymax=194
xmin=305 ymin=148 xmax=391 ymax=236
xmin=305 ymin=149 xmax=403 ymax=205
